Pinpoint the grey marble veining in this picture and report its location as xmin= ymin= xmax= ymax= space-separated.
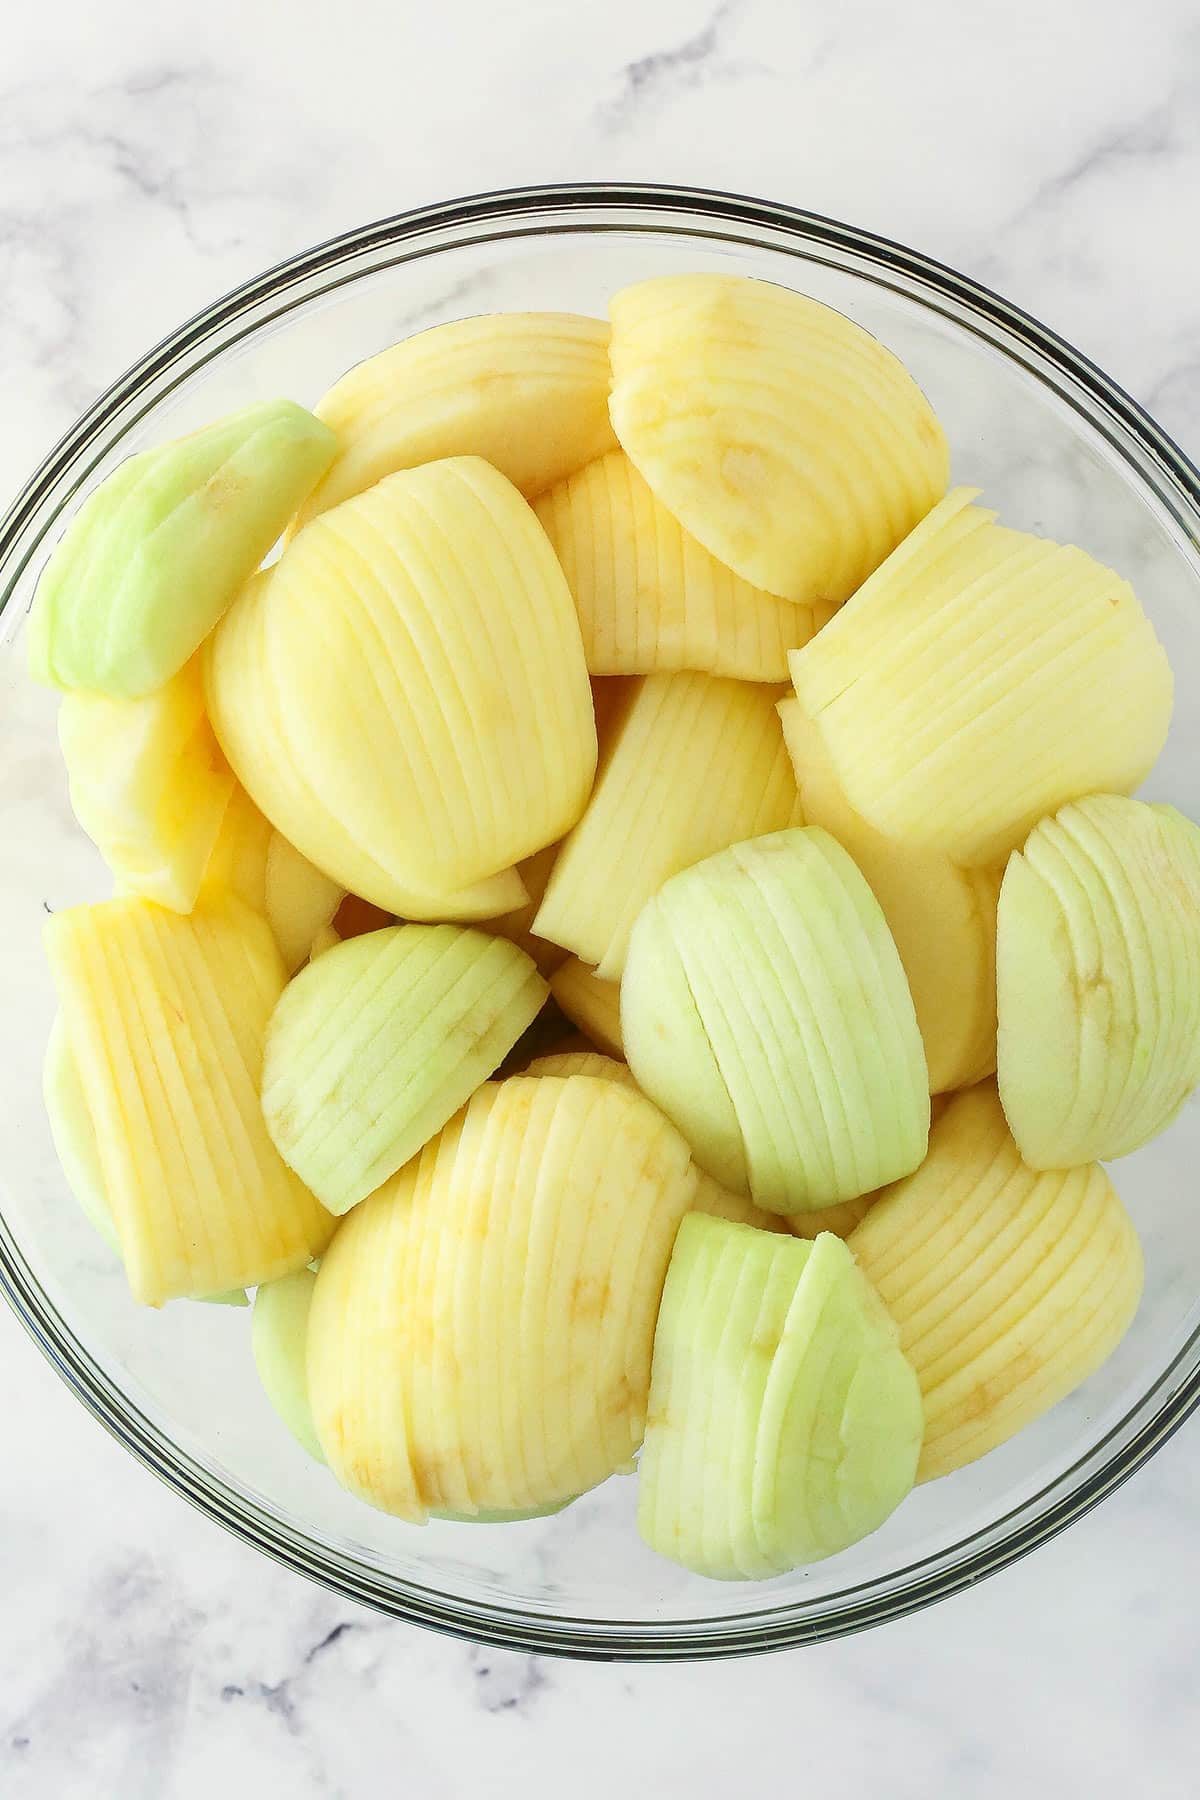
xmin=3 ymin=2 xmax=1200 ymax=1796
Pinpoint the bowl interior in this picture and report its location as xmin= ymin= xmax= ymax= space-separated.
xmin=2 ymin=191 xmax=1199 ymax=1656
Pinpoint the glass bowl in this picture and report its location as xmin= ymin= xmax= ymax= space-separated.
xmin=2 ymin=183 xmax=1199 ymax=1662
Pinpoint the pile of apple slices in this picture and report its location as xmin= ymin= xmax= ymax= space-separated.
xmin=32 ymin=274 xmax=1194 ymax=1583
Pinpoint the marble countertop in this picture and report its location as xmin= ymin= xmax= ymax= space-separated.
xmin=3 ymin=2 xmax=1199 ymax=1794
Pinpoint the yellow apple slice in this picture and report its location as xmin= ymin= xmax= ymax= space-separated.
xmin=206 ymin=456 xmax=594 ymax=907
xmin=623 ymin=828 xmax=930 ymax=1211
xmin=44 ymin=894 xmax=334 ymax=1305
xmin=524 ymin=1049 xmax=635 ymax=1083
xmin=533 ymin=672 xmax=801 ymax=980
xmin=790 ymin=489 xmax=1174 ymax=866
xmin=548 ymin=958 xmax=624 ymax=1056
xmin=262 ymin=924 xmax=547 ymax=1215
xmin=58 ymin=657 xmax=234 ymax=915
xmin=850 ymin=1084 xmax=1143 ymax=1481
xmin=482 ymin=842 xmax=567 ymax=976
xmin=306 ymin=1075 xmax=699 ymax=1517
xmin=638 ymin=1219 xmax=923 ymax=1578
xmin=609 ymin=273 xmax=948 ymax=605
xmin=263 ymin=831 xmax=344 ymax=974
xmin=534 ymin=448 xmax=825 ymax=679
xmin=294 ymin=312 xmax=618 ymax=529
xmin=202 ymin=783 xmax=274 ymax=912
xmin=997 ymin=795 xmax=1200 ymax=1167
xmin=779 ymin=695 xmax=1000 ymax=1091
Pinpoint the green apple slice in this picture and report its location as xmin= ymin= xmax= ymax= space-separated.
xmin=622 ymin=828 xmax=929 ymax=1211
xmin=29 ymin=399 xmax=337 ymax=697
xmin=261 ymin=925 xmax=547 ymax=1216
xmin=252 ymin=1268 xmax=324 ymax=1461
xmin=637 ymin=1218 xmax=923 ymax=1579
xmin=997 ymin=795 xmax=1200 ymax=1167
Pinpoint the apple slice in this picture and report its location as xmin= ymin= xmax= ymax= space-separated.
xmin=30 ymin=399 xmax=336 ymax=696
xmin=44 ymin=1014 xmax=248 ymax=1308
xmin=533 ymin=671 xmax=801 ymax=979
xmin=206 ymin=456 xmax=595 ymax=907
xmin=481 ymin=842 xmax=567 ymax=976
xmin=790 ymin=489 xmax=1173 ymax=867
xmin=58 ymin=657 xmax=234 ymax=915
xmin=850 ymin=1084 xmax=1143 ymax=1481
xmin=638 ymin=1219 xmax=923 ymax=1578
xmin=262 ymin=924 xmax=547 ymax=1216
xmin=295 ymin=311 xmax=618 ymax=529
xmin=535 ymin=448 xmax=827 ymax=679
xmin=623 ymin=828 xmax=930 ymax=1211
xmin=524 ymin=1049 xmax=635 ymax=1084
xmin=609 ymin=273 xmax=948 ymax=605
xmin=305 ymin=1075 xmax=700 ymax=1517
xmin=997 ymin=795 xmax=1200 ymax=1167
xmin=44 ymin=894 xmax=334 ymax=1304
xmin=252 ymin=1268 xmax=325 ymax=1462
xmin=263 ymin=831 xmax=344 ymax=974
xmin=548 ymin=958 xmax=624 ymax=1057
xmin=779 ymin=695 xmax=1000 ymax=1092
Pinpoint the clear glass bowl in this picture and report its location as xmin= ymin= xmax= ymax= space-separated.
xmin=2 ymin=183 xmax=1199 ymax=1661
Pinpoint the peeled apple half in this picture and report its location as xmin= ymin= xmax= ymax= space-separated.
xmin=305 ymin=1075 xmax=700 ymax=1518
xmin=206 ymin=456 xmax=595 ymax=909
xmin=533 ymin=671 xmax=801 ymax=980
xmin=261 ymin=924 xmax=547 ymax=1216
xmin=608 ymin=273 xmax=949 ymax=606
xmin=850 ymin=1085 xmax=1143 ymax=1482
xmin=622 ymin=828 xmax=930 ymax=1211
xmin=44 ymin=894 xmax=334 ymax=1305
xmin=535 ymin=448 xmax=827 ymax=679
xmin=779 ymin=695 xmax=1000 ymax=1093
xmin=30 ymin=400 xmax=336 ymax=696
xmin=638 ymin=1219 xmax=923 ymax=1579
xmin=997 ymin=795 xmax=1200 ymax=1168
xmin=790 ymin=489 xmax=1174 ymax=867
xmin=295 ymin=312 xmax=618 ymax=529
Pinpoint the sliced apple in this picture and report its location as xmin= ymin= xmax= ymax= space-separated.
xmin=44 ymin=894 xmax=334 ymax=1304
xmin=609 ymin=272 xmax=948 ymax=606
xmin=638 ymin=1219 xmax=923 ymax=1578
xmin=535 ymin=448 xmax=826 ymax=679
xmin=779 ymin=694 xmax=999 ymax=1092
xmin=482 ymin=842 xmax=567 ymax=976
xmin=262 ymin=924 xmax=547 ymax=1216
xmin=548 ymin=958 xmax=624 ymax=1057
xmin=58 ymin=657 xmax=234 ymax=915
xmin=263 ymin=831 xmax=344 ymax=974
xmin=850 ymin=1084 xmax=1143 ymax=1481
xmin=306 ymin=1075 xmax=700 ymax=1517
xmin=790 ymin=489 xmax=1173 ymax=867
xmin=997 ymin=795 xmax=1200 ymax=1167
xmin=252 ymin=1268 xmax=325 ymax=1461
xmin=294 ymin=312 xmax=618 ymax=530
xmin=623 ymin=828 xmax=929 ymax=1211
xmin=533 ymin=671 xmax=801 ymax=979
xmin=206 ymin=457 xmax=594 ymax=907
xmin=30 ymin=399 xmax=336 ymax=695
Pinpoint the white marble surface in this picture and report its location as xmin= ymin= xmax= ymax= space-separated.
xmin=3 ymin=1 xmax=1200 ymax=1793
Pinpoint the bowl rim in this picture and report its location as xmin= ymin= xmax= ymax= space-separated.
xmin=3 ymin=179 xmax=1199 ymax=1661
